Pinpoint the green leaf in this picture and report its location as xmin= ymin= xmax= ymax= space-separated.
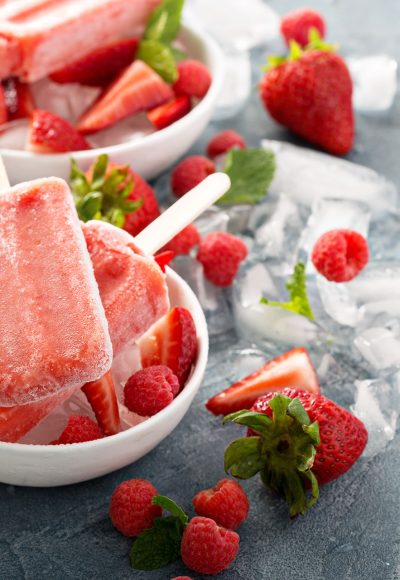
xmin=170 ymin=46 xmax=188 ymax=62
xmin=137 ymin=39 xmax=178 ymax=83
xmin=303 ymin=421 xmax=320 ymax=446
xmin=152 ymin=496 xmax=189 ymax=525
xmin=91 ymin=154 xmax=108 ymax=189
xmin=144 ymin=0 xmax=184 ymax=44
xmin=223 ymin=410 xmax=273 ymax=435
xmin=287 ymin=397 xmax=311 ymax=426
xmin=224 ymin=436 xmax=265 ymax=479
xmin=76 ymin=192 xmax=103 ymax=222
xmin=130 ymin=516 xmax=184 ymax=571
xmin=260 ymin=262 xmax=314 ymax=320
xmin=218 ymin=148 xmax=276 ymax=205
xmin=104 ymin=207 xmax=125 ymax=228
xmin=69 ymin=158 xmax=90 ymax=199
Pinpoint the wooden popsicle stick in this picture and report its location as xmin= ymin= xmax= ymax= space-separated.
xmin=135 ymin=172 xmax=231 ymax=255
xmin=0 ymin=156 xmax=10 ymax=191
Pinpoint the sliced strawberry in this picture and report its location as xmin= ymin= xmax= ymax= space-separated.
xmin=147 ymin=95 xmax=191 ymax=130
xmin=154 ymin=250 xmax=175 ymax=272
xmin=139 ymin=307 xmax=198 ymax=388
xmin=206 ymin=347 xmax=320 ymax=416
xmin=76 ymin=61 xmax=174 ymax=134
xmin=27 ymin=110 xmax=91 ymax=153
xmin=81 ymin=371 xmax=120 ymax=436
xmin=2 ymin=77 xmax=34 ymax=121
xmin=0 ymin=85 xmax=6 ymax=125
xmin=50 ymin=38 xmax=139 ymax=87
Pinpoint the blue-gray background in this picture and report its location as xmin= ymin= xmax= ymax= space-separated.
xmin=1 ymin=1 xmax=399 ymax=578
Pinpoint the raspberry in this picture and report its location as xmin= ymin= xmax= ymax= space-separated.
xmin=123 ymin=172 xmax=160 ymax=236
xmin=181 ymin=517 xmax=239 ymax=575
xmin=280 ymin=8 xmax=326 ymax=47
xmin=109 ymin=479 xmax=162 ymax=537
xmin=172 ymin=60 xmax=212 ymax=99
xmin=311 ymin=229 xmax=369 ymax=283
xmin=206 ymin=130 xmax=246 ymax=159
xmin=161 ymin=224 xmax=201 ymax=256
xmin=171 ymin=155 xmax=216 ymax=198
xmin=193 ymin=479 xmax=249 ymax=530
xmin=124 ymin=365 xmax=180 ymax=417
xmin=52 ymin=415 xmax=104 ymax=444
xmin=196 ymin=232 xmax=248 ymax=287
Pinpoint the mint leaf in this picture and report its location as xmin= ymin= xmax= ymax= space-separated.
xmin=130 ymin=516 xmax=184 ymax=571
xmin=224 ymin=436 xmax=266 ymax=479
xmin=152 ymin=495 xmax=189 ymax=525
xmin=170 ymin=46 xmax=187 ymax=62
xmin=144 ymin=0 xmax=184 ymax=44
xmin=137 ymin=39 xmax=177 ymax=83
xmin=218 ymin=148 xmax=276 ymax=205
xmin=260 ymin=262 xmax=314 ymax=320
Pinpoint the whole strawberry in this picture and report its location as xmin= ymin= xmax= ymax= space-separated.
xmin=224 ymin=388 xmax=367 ymax=516
xmin=281 ymin=8 xmax=326 ymax=47
xmin=260 ymin=41 xmax=354 ymax=155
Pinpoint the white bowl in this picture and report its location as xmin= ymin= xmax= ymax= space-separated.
xmin=0 ymin=24 xmax=223 ymax=184
xmin=0 ymin=268 xmax=208 ymax=487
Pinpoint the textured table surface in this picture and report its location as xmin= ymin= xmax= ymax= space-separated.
xmin=1 ymin=1 xmax=399 ymax=579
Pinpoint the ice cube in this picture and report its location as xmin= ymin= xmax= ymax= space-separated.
xmin=347 ymin=262 xmax=400 ymax=303
xmin=31 ymin=79 xmax=100 ymax=123
xmin=226 ymin=205 xmax=253 ymax=234
xmin=187 ymin=0 xmax=280 ymax=50
xmin=351 ymin=379 xmax=399 ymax=457
xmin=213 ymin=50 xmax=251 ymax=120
xmin=354 ymin=326 xmax=400 ymax=370
xmin=262 ymin=139 xmax=398 ymax=215
xmin=347 ymin=55 xmax=398 ymax=112
xmin=316 ymin=276 xmax=359 ymax=327
xmin=255 ymin=195 xmax=304 ymax=262
xmin=194 ymin=206 xmax=229 ymax=237
xmin=236 ymin=262 xmax=279 ymax=307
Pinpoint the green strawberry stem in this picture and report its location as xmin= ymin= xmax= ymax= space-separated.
xmin=224 ymin=394 xmax=320 ymax=517
xmin=265 ymin=30 xmax=338 ymax=71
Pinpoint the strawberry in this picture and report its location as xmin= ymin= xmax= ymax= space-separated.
xmin=154 ymin=250 xmax=174 ymax=272
xmin=147 ymin=95 xmax=191 ymax=130
xmin=281 ymin=9 xmax=326 ymax=48
xmin=81 ymin=371 xmax=120 ymax=436
xmin=0 ymin=85 xmax=6 ymax=125
xmin=139 ymin=307 xmax=198 ymax=388
xmin=70 ymin=154 xmax=160 ymax=235
xmin=206 ymin=347 xmax=319 ymax=416
xmin=2 ymin=77 xmax=35 ymax=121
xmin=50 ymin=38 xmax=139 ymax=86
xmin=260 ymin=41 xmax=354 ymax=155
xmin=27 ymin=110 xmax=91 ymax=153
xmin=224 ymin=388 xmax=367 ymax=516
xmin=76 ymin=61 xmax=174 ymax=134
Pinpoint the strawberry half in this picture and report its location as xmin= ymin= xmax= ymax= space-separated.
xmin=139 ymin=307 xmax=198 ymax=388
xmin=27 ymin=110 xmax=91 ymax=153
xmin=154 ymin=250 xmax=175 ymax=272
xmin=206 ymin=347 xmax=320 ymax=416
xmin=81 ymin=371 xmax=120 ymax=436
xmin=147 ymin=95 xmax=191 ymax=130
xmin=50 ymin=38 xmax=139 ymax=86
xmin=76 ymin=61 xmax=174 ymax=134
xmin=2 ymin=77 xmax=35 ymax=121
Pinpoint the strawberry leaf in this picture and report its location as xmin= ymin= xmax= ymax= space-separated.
xmin=130 ymin=516 xmax=184 ymax=570
xmin=144 ymin=0 xmax=184 ymax=45
xmin=223 ymin=410 xmax=273 ymax=435
xmin=224 ymin=436 xmax=266 ymax=479
xmin=219 ymin=148 xmax=276 ymax=205
xmin=91 ymin=153 xmax=108 ymax=188
xmin=137 ymin=39 xmax=178 ymax=83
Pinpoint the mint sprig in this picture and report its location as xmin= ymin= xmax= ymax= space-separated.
xmin=260 ymin=262 xmax=314 ymax=320
xmin=218 ymin=148 xmax=276 ymax=205
xmin=130 ymin=495 xmax=188 ymax=571
xmin=137 ymin=39 xmax=178 ymax=83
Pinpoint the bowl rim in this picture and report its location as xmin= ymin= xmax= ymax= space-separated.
xmin=0 ymin=22 xmax=224 ymax=162
xmin=0 ymin=267 xmax=209 ymax=454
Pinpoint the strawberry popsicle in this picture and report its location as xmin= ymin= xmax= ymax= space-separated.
xmin=0 ymin=0 xmax=161 ymax=82
xmin=0 ymin=220 xmax=169 ymax=442
xmin=0 ymin=177 xmax=112 ymax=406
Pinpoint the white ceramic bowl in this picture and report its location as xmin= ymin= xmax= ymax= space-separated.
xmin=0 ymin=268 xmax=208 ymax=487
xmin=0 ymin=24 xmax=223 ymax=184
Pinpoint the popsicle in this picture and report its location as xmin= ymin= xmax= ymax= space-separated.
xmin=0 ymin=177 xmax=113 ymax=406
xmin=0 ymin=0 xmax=161 ymax=82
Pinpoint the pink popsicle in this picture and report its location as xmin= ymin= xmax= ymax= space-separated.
xmin=0 ymin=178 xmax=112 ymax=406
xmin=0 ymin=0 xmax=161 ymax=81
xmin=0 ymin=221 xmax=169 ymax=442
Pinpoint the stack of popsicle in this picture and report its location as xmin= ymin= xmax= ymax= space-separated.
xmin=0 ymin=176 xmax=170 ymax=442
xmin=0 ymin=0 xmax=161 ymax=81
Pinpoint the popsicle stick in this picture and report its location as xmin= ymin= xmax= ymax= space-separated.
xmin=0 ymin=156 xmax=10 ymax=191
xmin=135 ymin=172 xmax=231 ymax=255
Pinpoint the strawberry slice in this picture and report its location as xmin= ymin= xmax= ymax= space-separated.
xmin=81 ymin=371 xmax=120 ymax=436
xmin=206 ymin=347 xmax=320 ymax=416
xmin=147 ymin=95 xmax=191 ymax=130
xmin=154 ymin=250 xmax=175 ymax=272
xmin=76 ymin=61 xmax=174 ymax=135
xmin=139 ymin=307 xmax=198 ymax=388
xmin=27 ymin=110 xmax=91 ymax=153
xmin=50 ymin=38 xmax=139 ymax=87
xmin=2 ymin=77 xmax=34 ymax=121
xmin=0 ymin=85 xmax=6 ymax=125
